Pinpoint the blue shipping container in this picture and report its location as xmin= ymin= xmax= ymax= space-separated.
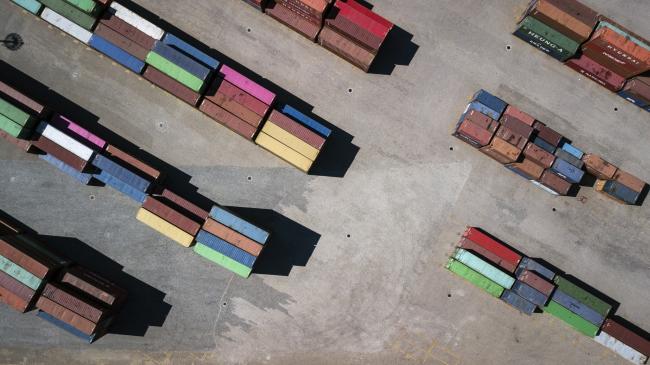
xmin=281 ymin=105 xmax=332 ymax=138
xmin=93 ymin=170 xmax=147 ymax=203
xmin=91 ymin=154 xmax=151 ymax=192
xmin=501 ymin=289 xmax=536 ymax=315
xmin=209 ymin=205 xmax=269 ymax=244
xmin=511 ymin=281 xmax=548 ymax=307
xmin=89 ymin=35 xmax=145 ymax=74
xmin=551 ymin=158 xmax=585 ymax=184
xmin=39 ymin=154 xmax=93 ymax=185
xmin=603 ymin=180 xmax=641 ymax=205
xmin=151 ymin=41 xmax=211 ymax=81
xmin=196 ymin=230 xmax=256 ymax=267
xmin=37 ymin=310 xmax=97 ymax=343
xmin=560 ymin=143 xmax=584 ymax=160
xmin=465 ymin=101 xmax=501 ymax=121
xmin=555 ymin=149 xmax=584 ymax=169
xmin=516 ymin=257 xmax=555 ymax=281
xmin=551 ymin=289 xmax=605 ymax=326
xmin=472 ymin=90 xmax=507 ymax=118
xmin=162 ymin=33 xmax=220 ymax=70
xmin=618 ymin=90 xmax=649 ymax=108
xmin=533 ymin=136 xmax=556 ymax=154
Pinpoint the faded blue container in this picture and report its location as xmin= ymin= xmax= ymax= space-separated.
xmin=89 ymin=35 xmax=145 ymax=74
xmin=560 ymin=142 xmax=584 ymax=160
xmin=162 ymin=33 xmax=220 ymax=70
xmin=501 ymin=289 xmax=536 ymax=315
xmin=551 ymin=289 xmax=605 ymax=327
xmin=281 ymin=105 xmax=332 ymax=138
xmin=11 ymin=0 xmax=42 ymax=14
xmin=40 ymin=154 xmax=93 ymax=185
xmin=465 ymin=101 xmax=501 ymax=121
xmin=511 ymin=281 xmax=548 ymax=307
xmin=603 ymin=180 xmax=641 ymax=205
xmin=151 ymin=41 xmax=211 ymax=81
xmin=533 ymin=136 xmax=556 ymax=154
xmin=551 ymin=158 xmax=585 ymax=184
xmin=93 ymin=170 xmax=147 ymax=203
xmin=472 ymin=90 xmax=507 ymax=118
xmin=196 ymin=230 xmax=256 ymax=267
xmin=555 ymin=149 xmax=584 ymax=169
xmin=209 ymin=205 xmax=269 ymax=244
xmin=618 ymin=89 xmax=649 ymax=108
xmin=516 ymin=257 xmax=555 ymax=281
xmin=91 ymin=155 xmax=151 ymax=192
xmin=37 ymin=310 xmax=97 ymax=343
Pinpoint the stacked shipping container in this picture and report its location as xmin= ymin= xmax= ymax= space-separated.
xmin=447 ymin=227 xmax=650 ymax=364
xmin=0 ymin=214 xmax=126 ymax=343
xmin=453 ymin=89 xmax=648 ymax=204
xmin=515 ymin=0 xmax=650 ymax=113
xmin=9 ymin=0 xmax=334 ymax=173
xmin=265 ymin=0 xmax=332 ymax=41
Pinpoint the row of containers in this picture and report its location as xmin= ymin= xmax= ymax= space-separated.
xmin=0 ymin=72 xmax=269 ymax=279
xmin=447 ymin=227 xmax=650 ymax=365
xmin=515 ymin=0 xmax=650 ymax=112
xmin=453 ymin=89 xmax=648 ymax=204
xmin=244 ymin=0 xmax=394 ymax=72
xmin=9 ymin=0 xmax=333 ymax=173
xmin=0 ymin=214 xmax=127 ymax=343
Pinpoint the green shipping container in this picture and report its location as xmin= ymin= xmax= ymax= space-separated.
xmin=514 ymin=16 xmax=579 ymax=61
xmin=145 ymin=52 xmax=205 ymax=92
xmin=0 ymin=98 xmax=33 ymax=126
xmin=544 ymin=300 xmax=599 ymax=337
xmin=554 ymin=276 xmax=612 ymax=317
xmin=39 ymin=0 xmax=97 ymax=30
xmin=453 ymin=248 xmax=515 ymax=289
xmin=446 ymin=258 xmax=505 ymax=298
xmin=194 ymin=242 xmax=252 ymax=278
xmin=0 ymin=254 xmax=42 ymax=290
xmin=11 ymin=0 xmax=43 ymax=14
xmin=0 ymin=114 xmax=30 ymax=139
xmin=64 ymin=0 xmax=99 ymax=15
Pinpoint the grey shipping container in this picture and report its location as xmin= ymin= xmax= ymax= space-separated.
xmin=511 ymin=280 xmax=549 ymax=307
xmin=501 ymin=289 xmax=536 ymax=315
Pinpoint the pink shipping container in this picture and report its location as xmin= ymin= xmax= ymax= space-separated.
xmin=218 ymin=65 xmax=276 ymax=106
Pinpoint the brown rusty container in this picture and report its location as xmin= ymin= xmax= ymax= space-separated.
xmin=524 ymin=142 xmax=556 ymax=168
xmin=36 ymin=296 xmax=98 ymax=335
xmin=199 ymin=99 xmax=257 ymax=140
xmin=0 ymin=236 xmax=58 ymax=279
xmin=0 ymin=130 xmax=34 ymax=152
xmin=582 ymin=27 xmax=650 ymax=78
xmin=143 ymin=66 xmax=201 ymax=107
xmin=621 ymin=77 xmax=650 ymax=105
xmin=524 ymin=0 xmax=598 ymax=42
xmin=61 ymin=266 xmax=126 ymax=308
xmin=454 ymin=119 xmax=496 ymax=148
xmin=601 ymin=318 xmax=650 ymax=356
xmin=106 ymin=144 xmax=162 ymax=181
xmin=534 ymin=123 xmax=563 ymax=147
xmin=0 ymin=81 xmax=47 ymax=115
xmin=210 ymin=92 xmax=263 ymax=128
xmin=480 ymin=136 xmax=522 ymax=164
xmin=501 ymin=114 xmax=534 ymax=140
xmin=42 ymin=283 xmax=108 ymax=323
xmin=203 ymin=218 xmax=263 ymax=256
xmin=464 ymin=110 xmax=499 ymax=132
xmin=539 ymin=170 xmax=572 ymax=195
xmin=100 ymin=12 xmax=156 ymax=49
xmin=93 ymin=23 xmax=149 ymax=60
xmin=496 ymin=126 xmax=528 ymax=150
xmin=613 ymin=170 xmax=646 ymax=193
xmin=266 ymin=1 xmax=322 ymax=41
xmin=581 ymin=154 xmax=617 ymax=180
xmin=459 ymin=238 xmax=517 ymax=272
xmin=0 ymin=284 xmax=29 ymax=313
xmin=31 ymin=135 xmax=88 ymax=172
xmin=326 ymin=11 xmax=383 ymax=52
xmin=565 ymin=54 xmax=626 ymax=92
xmin=160 ymin=189 xmax=210 ymax=221
xmin=268 ymin=110 xmax=326 ymax=150
xmin=506 ymin=158 xmax=545 ymax=180
xmin=517 ymin=269 xmax=555 ymax=296
xmin=503 ymin=105 xmax=535 ymax=127
xmin=213 ymin=79 xmax=271 ymax=116
xmin=0 ymin=270 xmax=36 ymax=302
xmin=318 ymin=26 xmax=376 ymax=71
xmin=142 ymin=196 xmax=201 ymax=236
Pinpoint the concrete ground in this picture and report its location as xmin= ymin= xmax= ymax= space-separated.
xmin=1 ymin=0 xmax=649 ymax=364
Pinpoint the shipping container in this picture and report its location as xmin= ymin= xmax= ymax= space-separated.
xmin=91 ymin=154 xmax=151 ymax=192
xmin=0 ymin=97 xmax=34 ymax=127
xmin=36 ymin=296 xmax=98 ymax=335
xmin=582 ymin=27 xmax=650 ymax=78
xmin=501 ymin=289 xmax=536 ymax=315
xmin=458 ymin=238 xmax=514 ymax=272
xmin=32 ymin=135 xmax=89 ymax=172
xmin=42 ymin=283 xmax=108 ymax=323
xmin=514 ymin=16 xmax=579 ymax=61
xmin=496 ymin=125 xmax=528 ymax=150
xmin=479 ymin=136 xmax=522 ymax=164
xmin=280 ymin=104 xmax=332 ymax=138
xmin=135 ymin=208 xmax=195 ymax=247
xmin=99 ymin=11 xmax=156 ymax=50
xmin=93 ymin=170 xmax=148 ymax=203
xmin=0 ymin=284 xmax=30 ymax=312
xmin=37 ymin=310 xmax=97 ymax=343
xmin=551 ymin=289 xmax=605 ymax=327
xmin=108 ymin=2 xmax=164 ymax=40
xmin=462 ymin=227 xmax=521 ymax=271
xmin=209 ymin=92 xmax=264 ymax=128
xmin=0 ymin=81 xmax=46 ymax=116
xmin=603 ymin=180 xmax=641 ymax=205
xmin=93 ymin=23 xmax=150 ymax=61
xmin=160 ymin=189 xmax=210 ymax=221
xmin=454 ymin=118 xmax=497 ymax=148
xmin=503 ymin=105 xmax=535 ymax=127
xmin=602 ymin=318 xmax=650 ymax=359
xmin=551 ymin=158 xmax=585 ymax=184
xmin=0 ymin=270 xmax=36 ymax=302
xmin=472 ymin=90 xmax=507 ymax=119
xmin=10 ymin=0 xmax=43 ymax=14
xmin=142 ymin=196 xmax=201 ymax=236
xmin=194 ymin=243 xmax=252 ymax=278
xmin=50 ymin=114 xmax=106 ymax=150
xmin=266 ymin=1 xmax=322 ymax=41
xmin=261 ymin=121 xmax=319 ymax=161
xmin=524 ymin=142 xmax=556 ymax=168
xmin=581 ymin=154 xmax=618 ymax=180
xmin=553 ymin=276 xmax=612 ymax=317
xmin=566 ymin=54 xmax=626 ymax=92
xmin=445 ymin=258 xmax=504 ymax=298
xmin=595 ymin=331 xmax=648 ymax=365
xmin=146 ymin=52 xmax=204 ymax=92
xmin=0 ymin=115 xmax=30 ymax=139
xmin=199 ymin=99 xmax=257 ymax=139
xmin=534 ymin=123 xmax=563 ymax=147
xmin=505 ymin=158 xmax=544 ymax=181
xmin=511 ymin=280 xmax=549 ymax=307
xmin=0 ymin=236 xmax=59 ymax=279
xmin=524 ymin=0 xmax=599 ymax=42
xmin=517 ymin=257 xmax=556 ymax=281
xmin=544 ymin=300 xmax=599 ymax=337
xmin=39 ymin=0 xmax=97 ymax=30
xmin=207 ymin=78 xmax=270 ymax=117
xmin=209 ymin=206 xmax=270 ymax=244
xmin=195 ymin=230 xmax=256 ymax=268
xmin=219 ymin=65 xmax=277 ymax=106
xmin=0 ymin=254 xmax=42 ymax=290
xmin=39 ymin=154 xmax=94 ymax=185
xmin=613 ymin=170 xmax=646 ymax=193
xmin=560 ymin=142 xmax=584 ymax=160
xmin=452 ymin=248 xmax=515 ymax=289
xmin=203 ymin=219 xmax=263 ymax=256
xmin=555 ymin=148 xmax=585 ymax=169
xmin=516 ymin=268 xmax=555 ymax=296
xmin=36 ymin=122 xmax=95 ymax=161
xmin=105 ymin=144 xmax=162 ymax=181
xmin=458 ymin=109 xmax=498 ymax=132
xmin=464 ymin=101 xmax=502 ymax=121
xmin=539 ymin=170 xmax=573 ymax=196
xmin=618 ymin=76 xmax=650 ymax=108
xmin=61 ymin=266 xmax=126 ymax=307
xmin=268 ymin=110 xmax=327 ymax=149
xmin=501 ymin=114 xmax=534 ymax=140
xmin=162 ymin=33 xmax=220 ymax=70
xmin=532 ymin=136 xmax=556 ymax=154
xmin=318 ymin=26 xmax=376 ymax=71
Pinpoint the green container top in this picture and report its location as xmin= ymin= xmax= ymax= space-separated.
xmin=145 ymin=52 xmax=204 ymax=92
xmin=0 ymin=97 xmax=32 ymax=126
xmin=544 ymin=300 xmax=599 ymax=337
xmin=553 ymin=276 xmax=611 ymax=317
xmin=0 ymin=254 xmax=42 ymax=290
xmin=0 ymin=114 xmax=28 ymax=139
xmin=65 ymin=0 xmax=99 ymax=15
xmin=194 ymin=242 xmax=252 ymax=278
xmin=39 ymin=0 xmax=97 ymax=30
xmin=453 ymin=248 xmax=515 ymax=289
xmin=446 ymin=258 xmax=504 ymax=298
xmin=519 ymin=16 xmax=580 ymax=54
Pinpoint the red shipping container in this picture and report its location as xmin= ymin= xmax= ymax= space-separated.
xmin=0 ymin=285 xmax=29 ymax=312
xmin=93 ymin=23 xmax=150 ymax=60
xmin=106 ymin=144 xmax=162 ymax=181
xmin=335 ymin=0 xmax=392 ymax=39
xmin=199 ymin=99 xmax=257 ymax=140
xmin=0 ymin=81 xmax=47 ymax=115
xmin=566 ymin=54 xmax=626 ymax=92
xmin=602 ymin=318 xmax=650 ymax=357
xmin=142 ymin=196 xmax=202 ymax=236
xmin=36 ymin=296 xmax=98 ymax=335
xmin=318 ymin=26 xmax=376 ymax=71
xmin=0 ymin=130 xmax=34 ymax=152
xmin=581 ymin=154 xmax=617 ymax=180
xmin=613 ymin=170 xmax=646 ymax=193
xmin=31 ymin=135 xmax=88 ymax=171
xmin=100 ymin=12 xmax=156 ymax=50
xmin=464 ymin=110 xmax=498 ymax=132
xmin=326 ymin=12 xmax=383 ymax=52
xmin=203 ymin=219 xmax=263 ymax=256
xmin=524 ymin=142 xmax=556 ymax=169
xmin=506 ymin=158 xmax=545 ymax=180
xmin=0 ymin=270 xmax=36 ymax=302
xmin=143 ymin=66 xmax=201 ymax=107
xmin=211 ymin=79 xmax=270 ymax=117
xmin=459 ymin=237 xmax=516 ymax=272
xmin=462 ymin=227 xmax=522 ymax=271
xmin=210 ymin=92 xmax=264 ymax=128
xmin=582 ymin=27 xmax=650 ymax=78
xmin=0 ymin=236 xmax=58 ymax=279
xmin=539 ymin=170 xmax=572 ymax=196
xmin=534 ymin=123 xmax=563 ymax=147
xmin=268 ymin=110 xmax=326 ymax=150
xmin=501 ymin=114 xmax=534 ymax=140
xmin=454 ymin=119 xmax=496 ymax=148
xmin=503 ymin=105 xmax=535 ymax=127
xmin=61 ymin=266 xmax=126 ymax=308
xmin=265 ymin=1 xmax=322 ymax=41
xmin=496 ymin=126 xmax=528 ymax=150
xmin=517 ymin=269 xmax=555 ymax=296
xmin=160 ymin=189 xmax=210 ymax=221
xmin=42 ymin=283 xmax=108 ymax=323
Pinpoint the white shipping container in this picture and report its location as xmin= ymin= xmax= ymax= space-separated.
xmin=36 ymin=122 xmax=95 ymax=161
xmin=40 ymin=8 xmax=92 ymax=44
xmin=109 ymin=2 xmax=164 ymax=40
xmin=595 ymin=332 xmax=648 ymax=365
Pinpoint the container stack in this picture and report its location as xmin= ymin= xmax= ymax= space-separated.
xmin=0 ymin=84 xmax=40 ymax=148
xmin=319 ymin=0 xmax=393 ymax=71
xmin=37 ymin=0 xmax=110 ymax=38
xmin=265 ymin=0 xmax=332 ymax=41
xmin=256 ymin=104 xmax=331 ymax=173
xmin=36 ymin=265 xmax=127 ymax=342
xmin=200 ymin=65 xmax=275 ymax=140
xmin=136 ymin=195 xmax=203 ymax=248
xmin=619 ymin=76 xmax=650 ymax=112
xmin=194 ymin=205 xmax=270 ymax=278
xmin=447 ymin=226 xmax=650 ymax=364
xmin=453 ymin=89 xmax=648 ymax=203
xmin=91 ymin=149 xmax=156 ymax=203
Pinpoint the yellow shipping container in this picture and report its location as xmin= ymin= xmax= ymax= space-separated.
xmin=136 ymin=208 xmax=195 ymax=247
xmin=255 ymin=132 xmax=313 ymax=173
xmin=262 ymin=122 xmax=319 ymax=161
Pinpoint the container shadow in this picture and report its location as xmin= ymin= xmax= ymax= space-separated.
xmin=39 ymin=235 xmax=173 ymax=338
xmin=110 ymin=0 xmax=360 ymax=177
xmin=579 ymin=173 xmax=597 ymax=188
xmin=226 ymin=207 xmax=320 ymax=276
xmin=635 ymin=184 xmax=648 ymax=206
xmin=369 ymin=26 xmax=419 ymax=76
xmin=0 ymin=209 xmax=37 ymax=236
